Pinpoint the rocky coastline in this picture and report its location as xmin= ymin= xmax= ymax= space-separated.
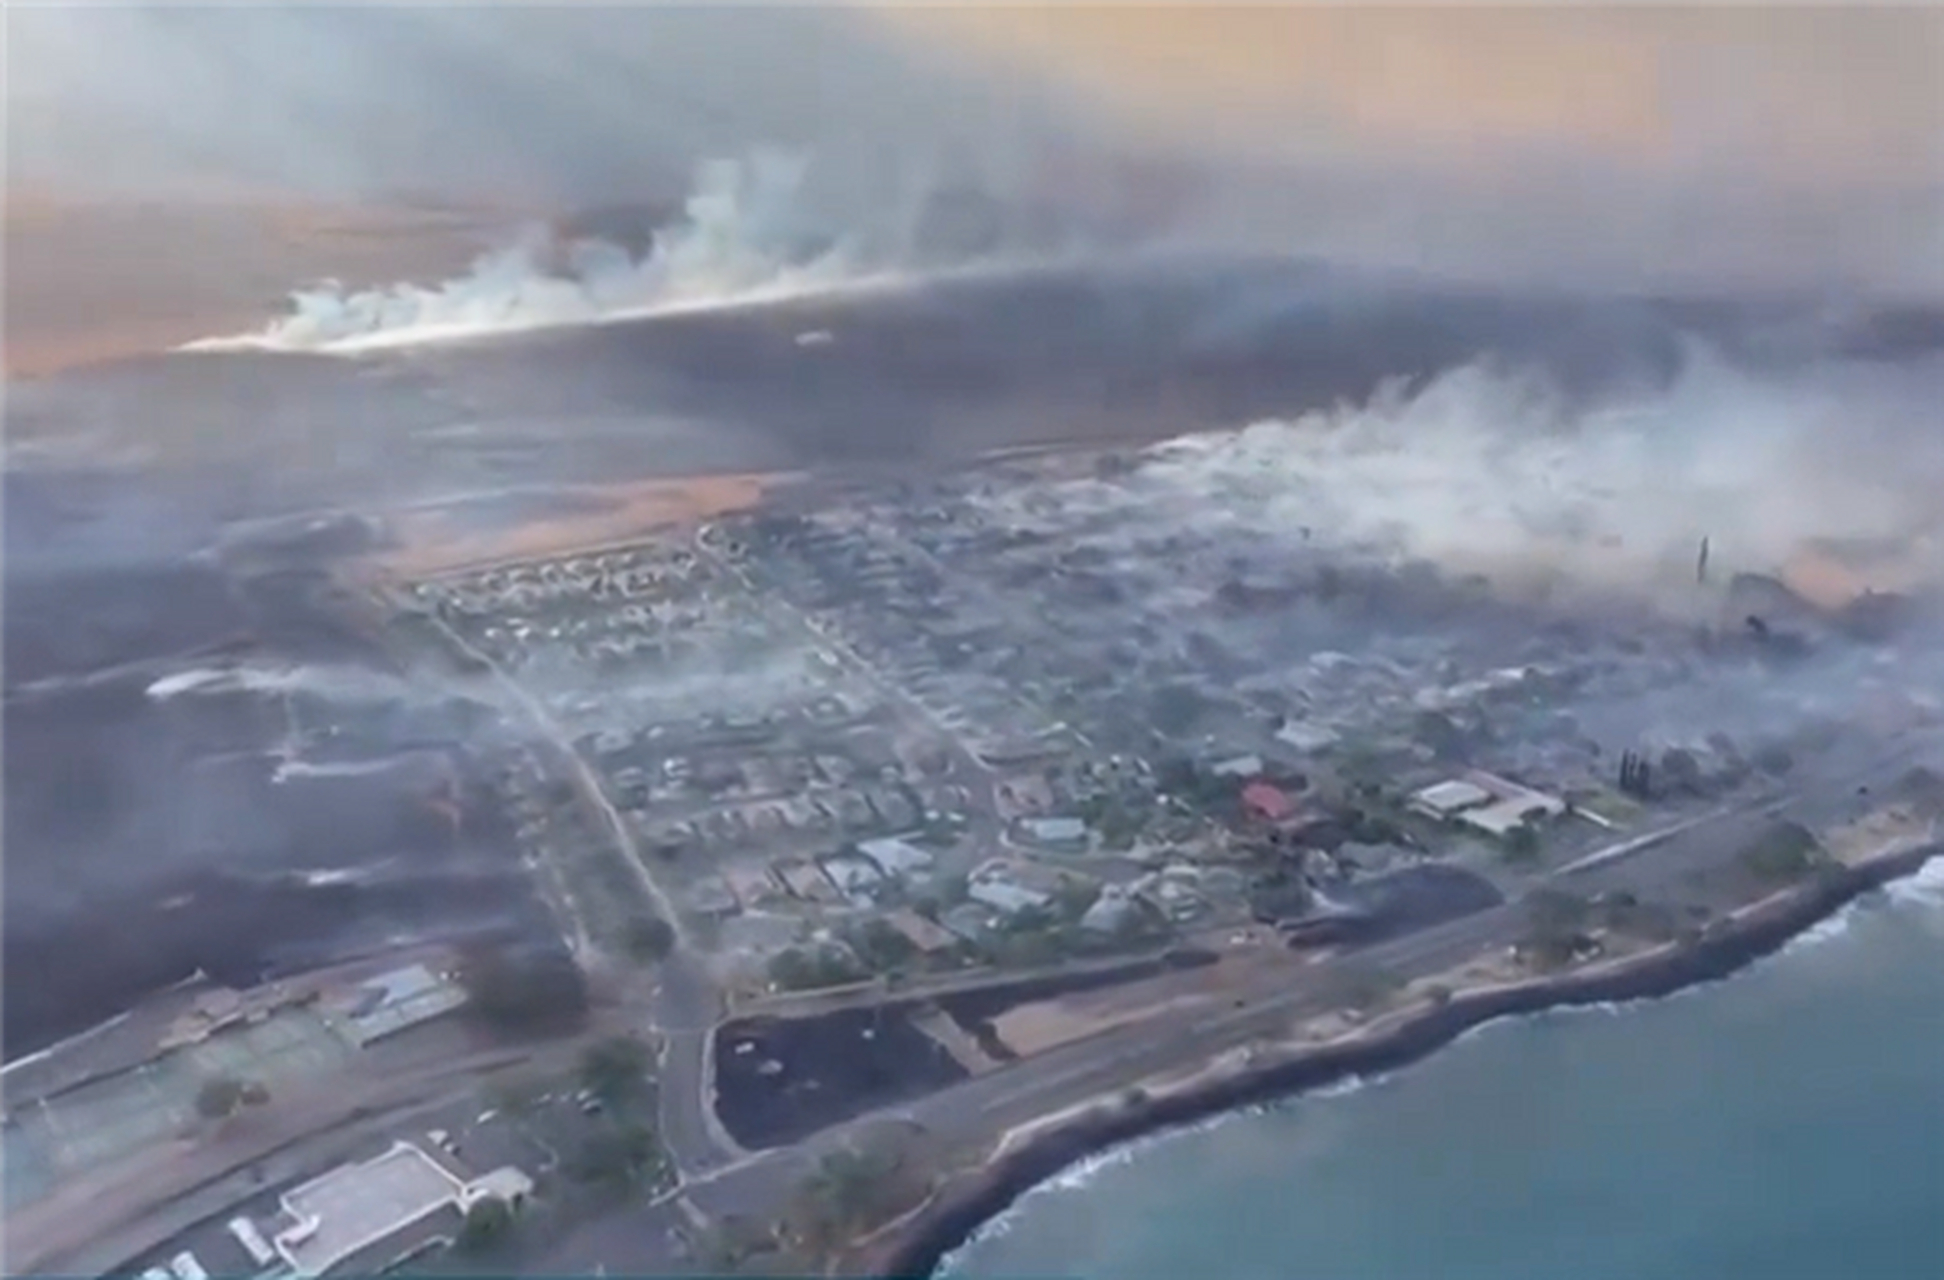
xmin=870 ymin=841 xmax=1940 ymax=1279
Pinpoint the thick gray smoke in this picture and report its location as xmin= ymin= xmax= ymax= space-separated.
xmin=4 ymin=7 xmax=1105 ymax=211
xmin=177 ymin=150 xmax=995 ymax=353
xmin=1101 ymin=347 xmax=1944 ymax=610
xmin=13 ymin=4 xmax=1939 ymax=328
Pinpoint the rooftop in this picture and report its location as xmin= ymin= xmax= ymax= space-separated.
xmin=1020 ymin=816 xmax=1088 ymax=844
xmin=1411 ymin=779 xmax=1493 ymax=817
xmin=1459 ymin=796 xmax=1551 ymax=837
xmin=274 ymin=1142 xmax=464 ymax=1276
xmin=1241 ymin=782 xmax=1297 ymax=822
xmin=326 ymin=964 xmax=467 ymax=1048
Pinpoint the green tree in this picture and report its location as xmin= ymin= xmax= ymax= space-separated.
xmin=623 ymin=914 xmax=677 ymax=964
xmin=571 ymin=1122 xmax=663 ymax=1189
xmin=455 ymin=1196 xmax=515 ymax=1255
xmin=579 ymin=1036 xmax=651 ymax=1109
xmin=1517 ymin=888 xmax=1596 ymax=971
xmin=194 ymin=1076 xmax=247 ymax=1121
xmin=459 ymin=945 xmax=590 ymax=1035
xmin=1660 ymin=747 xmax=1705 ymax=794
xmin=699 ymin=1215 xmax=779 ymax=1271
xmin=1325 ymin=962 xmax=1402 ymax=1013
xmin=1525 ymin=887 xmax=1591 ymax=935
xmin=1503 ymin=822 xmax=1542 ymax=863
xmin=768 ymin=947 xmax=866 ymax=992
xmin=848 ymin=919 xmax=918 ymax=973
xmin=792 ymin=1144 xmax=896 ymax=1250
xmin=1412 ymin=710 xmax=1468 ymax=761
xmin=1051 ymin=878 xmax=1102 ymax=921
xmin=1738 ymin=821 xmax=1824 ymax=882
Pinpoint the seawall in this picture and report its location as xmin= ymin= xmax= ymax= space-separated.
xmin=872 ymin=842 xmax=1939 ymax=1278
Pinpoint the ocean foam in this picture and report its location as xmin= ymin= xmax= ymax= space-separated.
xmin=1884 ymin=852 xmax=1944 ymax=910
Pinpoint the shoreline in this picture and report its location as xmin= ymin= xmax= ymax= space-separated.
xmin=871 ymin=841 xmax=1941 ymax=1279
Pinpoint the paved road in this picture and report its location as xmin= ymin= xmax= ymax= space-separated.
xmin=540 ymin=737 xmax=1944 ymax=1273
xmin=13 ymin=1037 xmax=584 ymax=1277
xmin=410 ymin=586 xmax=743 ymax=1179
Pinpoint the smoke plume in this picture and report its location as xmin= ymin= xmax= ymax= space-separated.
xmin=1005 ymin=345 xmax=1944 ymax=611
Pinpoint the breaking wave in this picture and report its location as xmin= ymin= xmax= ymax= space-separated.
xmin=182 ymin=151 xmax=935 ymax=355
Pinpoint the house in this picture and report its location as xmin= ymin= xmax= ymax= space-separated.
xmin=1409 ymin=779 xmax=1493 ymax=820
xmin=1080 ymin=885 xmax=1140 ymax=934
xmin=1467 ymin=771 xmax=1566 ymax=818
xmin=723 ymin=865 xmax=782 ymax=910
xmin=1129 ymin=867 xmax=1208 ymax=922
xmin=939 ymin=903 xmax=997 ymax=942
xmin=1240 ymin=782 xmax=1297 ymax=824
xmin=857 ymin=836 xmax=935 ymax=877
xmin=1460 ymin=796 xmax=1557 ymax=839
xmin=882 ymin=908 xmax=959 ymax=955
xmin=966 ymin=858 xmax=1061 ymax=917
xmin=1211 ymin=754 xmax=1265 ymax=779
xmin=818 ymin=855 xmax=885 ymax=904
xmin=1020 ymin=816 xmax=1089 ymax=849
xmin=322 ymin=965 xmax=468 ymax=1049
xmin=1274 ymin=719 xmax=1340 ymax=753
xmin=773 ymin=860 xmax=841 ymax=904
xmin=267 ymin=1141 xmax=531 ymax=1276
xmin=688 ymin=876 xmax=739 ymax=917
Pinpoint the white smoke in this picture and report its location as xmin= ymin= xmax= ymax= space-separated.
xmin=1002 ymin=345 xmax=1944 ymax=607
xmin=145 ymin=662 xmax=424 ymax=703
xmin=181 ymin=151 xmax=934 ymax=355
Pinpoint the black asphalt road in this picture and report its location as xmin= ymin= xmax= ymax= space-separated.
xmin=541 ymin=733 xmax=1941 ymax=1274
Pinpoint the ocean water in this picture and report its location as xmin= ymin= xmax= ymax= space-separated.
xmin=946 ymin=863 xmax=1944 ymax=1280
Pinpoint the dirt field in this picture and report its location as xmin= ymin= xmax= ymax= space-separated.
xmin=374 ymin=473 xmax=786 ymax=578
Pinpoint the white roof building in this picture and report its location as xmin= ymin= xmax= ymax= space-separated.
xmin=327 ymin=964 xmax=468 ymax=1048
xmin=1020 ymin=816 xmax=1088 ymax=846
xmin=1275 ymin=720 xmax=1340 ymax=753
xmin=1460 ymin=794 xmax=1565 ymax=838
xmin=1210 ymin=754 xmax=1265 ymax=779
xmin=819 ymin=856 xmax=884 ymax=904
xmin=857 ymin=837 xmax=935 ymax=876
xmin=967 ymin=858 xmax=1059 ymax=916
xmin=967 ymin=878 xmax=1053 ymax=916
xmin=271 ymin=1141 xmax=530 ymax=1277
xmin=1410 ymin=780 xmax=1493 ymax=819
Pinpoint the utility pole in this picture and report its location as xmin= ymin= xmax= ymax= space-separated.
xmin=1697 ymin=536 xmax=1711 ymax=585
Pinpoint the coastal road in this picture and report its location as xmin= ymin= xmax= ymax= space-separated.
xmin=894 ymin=745 xmax=1944 ymax=1150
xmin=532 ymin=738 xmax=1944 ymax=1275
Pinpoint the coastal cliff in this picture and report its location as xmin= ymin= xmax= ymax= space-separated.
xmin=869 ymin=842 xmax=1940 ymax=1279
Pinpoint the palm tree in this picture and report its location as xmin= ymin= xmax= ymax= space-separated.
xmin=793 ymin=1146 xmax=885 ymax=1249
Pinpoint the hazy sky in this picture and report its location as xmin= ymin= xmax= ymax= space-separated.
xmin=7 ymin=4 xmax=1940 ymax=296
xmin=895 ymin=7 xmax=1943 ymax=183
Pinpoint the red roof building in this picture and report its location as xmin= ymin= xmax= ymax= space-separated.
xmin=1240 ymin=782 xmax=1297 ymax=824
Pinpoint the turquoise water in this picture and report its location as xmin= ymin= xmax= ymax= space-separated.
xmin=946 ymin=862 xmax=1944 ymax=1280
